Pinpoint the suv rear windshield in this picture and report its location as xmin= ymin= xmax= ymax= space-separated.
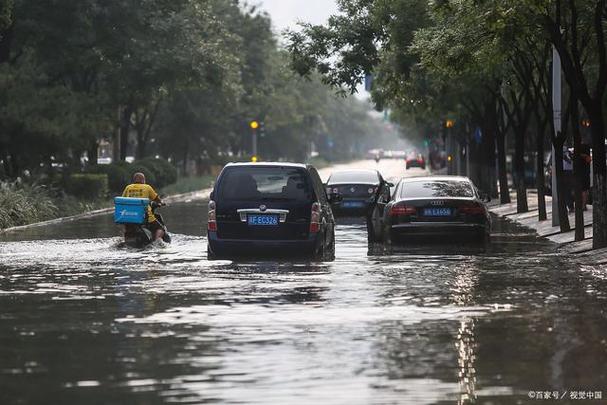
xmin=218 ymin=167 xmax=314 ymax=202
xmin=400 ymin=180 xmax=474 ymax=198
xmin=329 ymin=171 xmax=378 ymax=184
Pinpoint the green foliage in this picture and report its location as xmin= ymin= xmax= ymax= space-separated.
xmin=87 ymin=158 xmax=179 ymax=195
xmin=161 ymin=175 xmax=215 ymax=196
xmin=1 ymin=0 xmax=385 ymax=190
xmin=63 ymin=174 xmax=108 ymax=200
xmin=0 ymin=0 xmax=12 ymax=33
xmin=88 ymin=163 xmax=132 ymax=195
xmin=0 ymin=181 xmax=112 ymax=229
xmin=0 ymin=182 xmax=58 ymax=229
xmin=135 ymin=158 xmax=178 ymax=188
xmin=128 ymin=164 xmax=156 ymax=187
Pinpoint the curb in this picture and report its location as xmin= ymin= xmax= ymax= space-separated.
xmin=0 ymin=187 xmax=213 ymax=234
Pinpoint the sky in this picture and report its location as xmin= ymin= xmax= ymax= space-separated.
xmin=257 ymin=0 xmax=370 ymax=99
xmin=256 ymin=0 xmax=339 ymax=33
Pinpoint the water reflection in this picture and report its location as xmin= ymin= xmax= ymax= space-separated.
xmin=0 ymin=204 xmax=606 ymax=404
xmin=457 ymin=318 xmax=477 ymax=405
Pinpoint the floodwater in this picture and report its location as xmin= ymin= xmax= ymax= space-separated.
xmin=1 ymin=202 xmax=607 ymax=405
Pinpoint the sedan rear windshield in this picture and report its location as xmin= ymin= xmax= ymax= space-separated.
xmin=218 ymin=167 xmax=313 ymax=202
xmin=400 ymin=180 xmax=474 ymax=198
xmin=329 ymin=171 xmax=378 ymax=184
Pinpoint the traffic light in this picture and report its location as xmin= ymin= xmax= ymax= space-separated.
xmin=259 ymin=121 xmax=266 ymax=137
xmin=250 ymin=121 xmax=259 ymax=130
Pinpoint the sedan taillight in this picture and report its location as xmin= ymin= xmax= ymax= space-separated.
xmin=208 ymin=200 xmax=217 ymax=231
xmin=310 ymin=202 xmax=321 ymax=233
xmin=459 ymin=203 xmax=485 ymax=215
xmin=389 ymin=204 xmax=416 ymax=216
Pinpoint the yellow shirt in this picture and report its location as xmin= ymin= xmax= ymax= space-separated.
xmin=122 ymin=183 xmax=159 ymax=223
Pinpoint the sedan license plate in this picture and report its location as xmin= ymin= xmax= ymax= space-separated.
xmin=342 ymin=201 xmax=365 ymax=208
xmin=423 ymin=207 xmax=452 ymax=217
xmin=247 ymin=214 xmax=279 ymax=226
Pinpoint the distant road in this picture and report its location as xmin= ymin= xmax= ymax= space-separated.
xmin=318 ymin=159 xmax=429 ymax=183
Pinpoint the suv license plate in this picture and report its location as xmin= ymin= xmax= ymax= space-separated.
xmin=423 ymin=208 xmax=452 ymax=217
xmin=342 ymin=201 xmax=365 ymax=208
xmin=247 ymin=215 xmax=279 ymax=226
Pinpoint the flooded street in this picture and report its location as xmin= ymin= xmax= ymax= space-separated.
xmin=2 ymin=198 xmax=607 ymax=405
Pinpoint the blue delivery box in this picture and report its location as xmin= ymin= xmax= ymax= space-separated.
xmin=114 ymin=197 xmax=149 ymax=224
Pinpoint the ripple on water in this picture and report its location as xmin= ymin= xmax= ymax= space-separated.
xmin=0 ymin=216 xmax=602 ymax=405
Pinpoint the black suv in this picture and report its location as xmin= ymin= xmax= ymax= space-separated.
xmin=207 ymin=163 xmax=338 ymax=261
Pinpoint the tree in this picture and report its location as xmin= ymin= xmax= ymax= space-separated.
xmin=1 ymin=0 xmax=385 ymax=185
xmin=545 ymin=0 xmax=607 ymax=248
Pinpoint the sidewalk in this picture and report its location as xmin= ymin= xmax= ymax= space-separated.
xmin=489 ymin=190 xmax=607 ymax=265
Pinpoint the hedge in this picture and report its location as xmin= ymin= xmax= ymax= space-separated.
xmin=64 ymin=173 xmax=109 ymax=200
xmin=87 ymin=158 xmax=178 ymax=195
xmin=89 ymin=161 xmax=131 ymax=194
xmin=134 ymin=158 xmax=178 ymax=188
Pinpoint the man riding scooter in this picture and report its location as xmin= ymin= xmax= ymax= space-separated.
xmin=121 ymin=172 xmax=166 ymax=242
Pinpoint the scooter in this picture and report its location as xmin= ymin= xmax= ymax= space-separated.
xmin=122 ymin=201 xmax=172 ymax=247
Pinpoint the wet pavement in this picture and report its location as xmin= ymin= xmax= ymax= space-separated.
xmin=2 ymin=197 xmax=607 ymax=405
xmin=2 ymin=158 xmax=607 ymax=405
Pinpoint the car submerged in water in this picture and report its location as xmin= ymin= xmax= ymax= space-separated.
xmin=381 ymin=176 xmax=491 ymax=245
xmin=207 ymin=162 xmax=339 ymax=261
xmin=325 ymin=170 xmax=392 ymax=217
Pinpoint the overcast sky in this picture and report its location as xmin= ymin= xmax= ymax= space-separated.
xmin=257 ymin=0 xmax=339 ymax=33
xmin=256 ymin=0 xmax=369 ymax=99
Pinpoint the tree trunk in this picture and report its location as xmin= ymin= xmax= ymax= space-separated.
xmin=0 ymin=21 xmax=13 ymax=64
xmin=483 ymin=117 xmax=498 ymax=198
xmin=571 ymin=96 xmax=585 ymax=241
xmin=10 ymin=152 xmax=18 ymax=178
xmin=87 ymin=138 xmax=98 ymax=168
xmin=496 ymin=129 xmax=510 ymax=204
xmin=535 ymin=127 xmax=547 ymax=221
xmin=136 ymin=126 xmax=146 ymax=160
xmin=1 ymin=152 xmax=12 ymax=178
xmin=182 ymin=139 xmax=189 ymax=175
xmin=119 ymin=106 xmax=132 ymax=162
xmin=589 ymin=109 xmax=607 ymax=249
xmin=514 ymin=130 xmax=528 ymax=213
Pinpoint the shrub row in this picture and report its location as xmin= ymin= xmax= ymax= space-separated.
xmin=85 ymin=158 xmax=178 ymax=196
xmin=63 ymin=174 xmax=109 ymax=200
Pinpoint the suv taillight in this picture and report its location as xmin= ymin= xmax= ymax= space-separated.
xmin=389 ymin=204 xmax=416 ymax=216
xmin=310 ymin=202 xmax=321 ymax=233
xmin=208 ymin=200 xmax=217 ymax=231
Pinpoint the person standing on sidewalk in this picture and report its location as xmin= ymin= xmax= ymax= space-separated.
xmin=576 ymin=142 xmax=592 ymax=210
xmin=563 ymin=146 xmax=575 ymax=212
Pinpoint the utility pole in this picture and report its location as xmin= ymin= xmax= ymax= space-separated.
xmin=445 ymin=119 xmax=455 ymax=175
xmin=552 ymin=46 xmax=561 ymax=227
xmin=250 ymin=120 xmax=259 ymax=162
